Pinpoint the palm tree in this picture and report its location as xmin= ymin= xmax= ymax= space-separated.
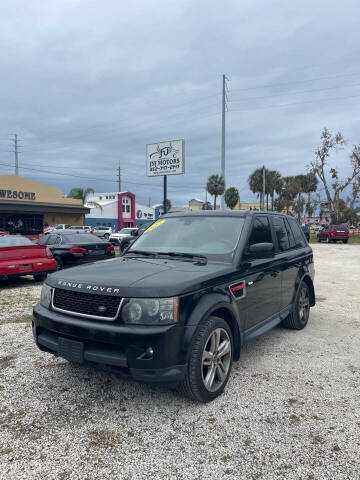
xmin=278 ymin=176 xmax=297 ymax=214
xmin=224 ymin=187 xmax=239 ymax=210
xmin=266 ymin=170 xmax=282 ymax=210
xmin=67 ymin=187 xmax=103 ymax=212
xmin=248 ymin=167 xmax=264 ymax=208
xmin=303 ymin=172 xmax=318 ymax=217
xmin=206 ymin=174 xmax=225 ymax=210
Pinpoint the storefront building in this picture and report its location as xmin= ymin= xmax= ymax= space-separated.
xmin=0 ymin=175 xmax=89 ymax=235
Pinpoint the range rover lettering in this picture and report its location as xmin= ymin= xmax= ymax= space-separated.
xmin=33 ymin=211 xmax=315 ymax=402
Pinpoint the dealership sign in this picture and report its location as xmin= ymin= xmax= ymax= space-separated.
xmin=0 ymin=189 xmax=36 ymax=200
xmin=146 ymin=139 xmax=185 ymax=177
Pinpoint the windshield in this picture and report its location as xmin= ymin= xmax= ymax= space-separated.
xmin=61 ymin=234 xmax=103 ymax=244
xmin=128 ymin=216 xmax=245 ymax=261
xmin=119 ymin=228 xmax=134 ymax=234
xmin=0 ymin=236 xmax=34 ymax=247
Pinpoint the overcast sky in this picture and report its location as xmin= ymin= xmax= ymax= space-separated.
xmin=0 ymin=0 xmax=359 ymax=206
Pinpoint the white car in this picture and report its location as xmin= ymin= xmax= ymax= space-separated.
xmin=44 ymin=224 xmax=70 ymax=234
xmin=92 ymin=226 xmax=114 ymax=239
xmin=109 ymin=227 xmax=138 ymax=245
xmin=68 ymin=225 xmax=93 ymax=233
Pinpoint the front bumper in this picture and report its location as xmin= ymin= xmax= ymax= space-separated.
xmin=32 ymin=303 xmax=187 ymax=383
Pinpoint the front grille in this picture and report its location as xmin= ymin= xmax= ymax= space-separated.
xmin=52 ymin=288 xmax=122 ymax=320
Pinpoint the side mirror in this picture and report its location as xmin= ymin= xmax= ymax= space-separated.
xmin=249 ymin=242 xmax=274 ymax=258
xmin=132 ymin=230 xmax=138 ymax=236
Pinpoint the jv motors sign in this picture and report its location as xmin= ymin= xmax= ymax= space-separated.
xmin=0 ymin=189 xmax=36 ymax=200
xmin=146 ymin=139 xmax=185 ymax=177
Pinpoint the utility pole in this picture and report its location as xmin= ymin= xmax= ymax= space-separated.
xmin=220 ymin=74 xmax=228 ymax=209
xmin=262 ymin=165 xmax=266 ymax=211
xmin=13 ymin=134 xmax=19 ymax=175
xmin=117 ymin=163 xmax=121 ymax=192
xmin=163 ymin=176 xmax=167 ymax=214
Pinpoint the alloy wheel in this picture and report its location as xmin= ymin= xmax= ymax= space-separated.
xmin=298 ymin=286 xmax=310 ymax=324
xmin=201 ymin=328 xmax=232 ymax=392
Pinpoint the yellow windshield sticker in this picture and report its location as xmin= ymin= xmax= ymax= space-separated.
xmin=144 ymin=219 xmax=166 ymax=233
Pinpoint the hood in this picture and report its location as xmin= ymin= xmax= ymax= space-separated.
xmin=46 ymin=256 xmax=235 ymax=297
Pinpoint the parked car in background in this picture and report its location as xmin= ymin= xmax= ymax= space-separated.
xmin=0 ymin=235 xmax=56 ymax=281
xmin=301 ymin=224 xmax=310 ymax=242
xmin=68 ymin=225 xmax=93 ymax=233
xmin=317 ymin=224 xmax=349 ymax=243
xmin=113 ymin=223 xmax=152 ymax=251
xmin=38 ymin=232 xmax=115 ymax=270
xmin=92 ymin=226 xmax=114 ymax=239
xmin=34 ymin=211 xmax=315 ymax=402
xmin=0 ymin=231 xmax=7 ymax=236
xmin=109 ymin=227 xmax=139 ymax=247
xmin=44 ymin=224 xmax=70 ymax=235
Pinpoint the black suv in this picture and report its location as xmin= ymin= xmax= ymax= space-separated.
xmin=33 ymin=211 xmax=315 ymax=402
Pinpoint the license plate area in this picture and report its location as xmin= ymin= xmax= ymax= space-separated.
xmin=89 ymin=250 xmax=104 ymax=256
xmin=58 ymin=337 xmax=84 ymax=363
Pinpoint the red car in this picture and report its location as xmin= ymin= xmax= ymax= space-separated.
xmin=0 ymin=235 xmax=57 ymax=281
xmin=317 ymin=224 xmax=349 ymax=243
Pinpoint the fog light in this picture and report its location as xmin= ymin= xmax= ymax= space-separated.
xmin=146 ymin=347 xmax=154 ymax=356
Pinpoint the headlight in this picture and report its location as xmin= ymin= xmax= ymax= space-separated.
xmin=121 ymin=298 xmax=178 ymax=325
xmin=40 ymin=284 xmax=52 ymax=309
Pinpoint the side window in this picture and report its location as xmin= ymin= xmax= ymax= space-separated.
xmin=284 ymin=218 xmax=296 ymax=248
xmin=271 ymin=217 xmax=290 ymax=251
xmin=288 ymin=218 xmax=306 ymax=247
xmin=248 ymin=216 xmax=272 ymax=246
xmin=47 ymin=235 xmax=56 ymax=245
xmin=38 ymin=236 xmax=48 ymax=245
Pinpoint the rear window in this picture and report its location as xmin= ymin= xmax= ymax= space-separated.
xmin=61 ymin=234 xmax=103 ymax=244
xmin=288 ymin=218 xmax=307 ymax=247
xmin=0 ymin=236 xmax=34 ymax=247
xmin=332 ymin=225 xmax=347 ymax=231
xmin=271 ymin=216 xmax=290 ymax=251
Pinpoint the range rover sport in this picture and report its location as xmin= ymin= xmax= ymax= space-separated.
xmin=33 ymin=211 xmax=315 ymax=402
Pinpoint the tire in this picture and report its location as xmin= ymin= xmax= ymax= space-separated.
xmin=33 ymin=272 xmax=47 ymax=282
xmin=343 ymin=239 xmax=348 ymax=244
xmin=54 ymin=256 xmax=64 ymax=270
xmin=178 ymin=316 xmax=233 ymax=402
xmin=104 ymin=233 xmax=110 ymax=239
xmin=121 ymin=242 xmax=130 ymax=253
xmin=281 ymin=282 xmax=310 ymax=330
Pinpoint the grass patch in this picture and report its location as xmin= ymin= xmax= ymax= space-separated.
xmin=309 ymin=235 xmax=360 ymax=244
xmin=0 ymin=355 xmax=16 ymax=371
xmin=221 ymin=455 xmax=232 ymax=463
xmin=0 ymin=314 xmax=33 ymax=325
xmin=0 ymin=447 xmax=13 ymax=455
xmin=88 ymin=429 xmax=122 ymax=449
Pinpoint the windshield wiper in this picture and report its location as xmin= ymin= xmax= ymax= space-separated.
xmin=124 ymin=250 xmax=159 ymax=258
xmin=157 ymin=252 xmax=207 ymax=264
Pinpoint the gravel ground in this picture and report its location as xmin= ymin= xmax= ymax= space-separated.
xmin=0 ymin=244 xmax=359 ymax=480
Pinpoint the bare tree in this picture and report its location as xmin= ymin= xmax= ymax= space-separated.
xmin=310 ymin=128 xmax=360 ymax=222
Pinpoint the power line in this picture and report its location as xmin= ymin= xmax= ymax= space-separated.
xmin=230 ymin=71 xmax=360 ymax=93
xmin=229 ymin=82 xmax=360 ymax=103
xmin=229 ymin=93 xmax=360 ymax=112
